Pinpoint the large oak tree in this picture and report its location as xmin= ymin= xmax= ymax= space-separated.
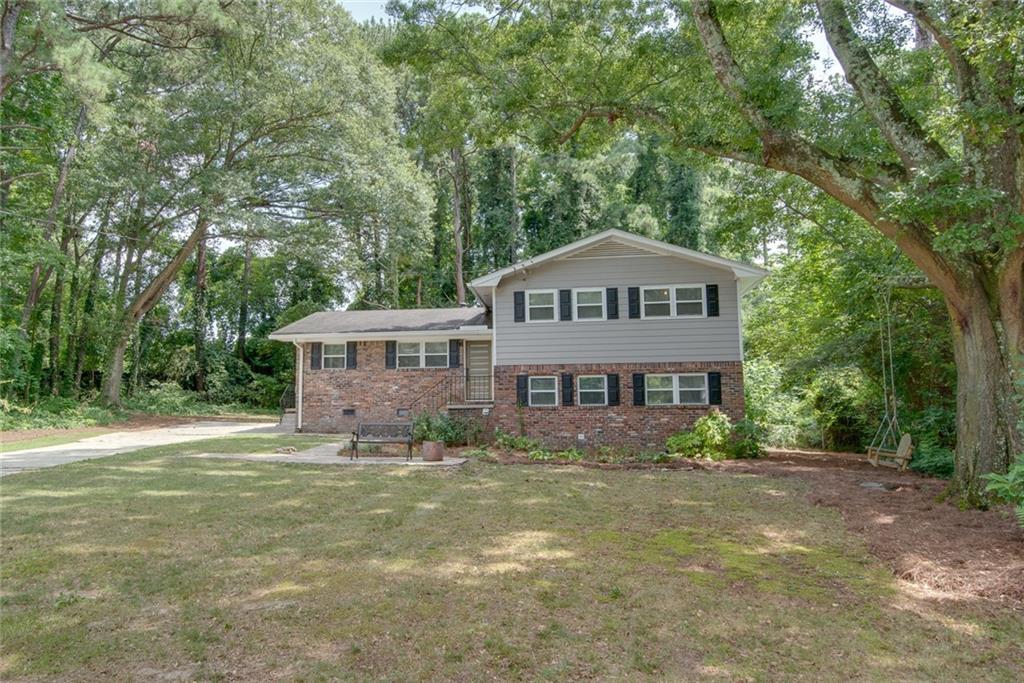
xmin=394 ymin=0 xmax=1023 ymax=501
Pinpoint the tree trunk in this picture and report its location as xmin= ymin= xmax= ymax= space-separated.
xmin=20 ymin=107 xmax=87 ymax=332
xmin=450 ymin=147 xmax=467 ymax=306
xmin=48 ymin=244 xmax=66 ymax=395
xmin=193 ymin=237 xmax=208 ymax=395
xmin=948 ymin=287 xmax=1022 ymax=504
xmin=101 ymin=214 xmax=209 ymax=406
xmin=74 ymin=220 xmax=109 ymax=395
xmin=235 ymin=240 xmax=252 ymax=361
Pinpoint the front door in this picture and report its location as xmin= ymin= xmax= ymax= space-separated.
xmin=464 ymin=341 xmax=493 ymax=402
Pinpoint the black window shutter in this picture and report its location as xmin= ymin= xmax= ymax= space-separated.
xmin=627 ymin=287 xmax=641 ymax=318
xmin=385 ymin=340 xmax=396 ymax=369
xmin=516 ymin=374 xmax=529 ymax=407
xmin=346 ymin=341 xmax=357 ymax=369
xmin=708 ymin=372 xmax=722 ymax=405
xmin=559 ymin=289 xmax=572 ymax=321
xmin=607 ymin=374 xmax=620 ymax=406
xmin=561 ymin=373 xmax=574 ymax=406
xmin=449 ymin=339 xmax=461 ymax=368
xmin=632 ymin=373 xmax=645 ymax=405
xmin=513 ymin=291 xmax=525 ymax=322
xmin=310 ymin=342 xmax=322 ymax=370
xmin=606 ymin=287 xmax=619 ymax=319
xmin=706 ymin=284 xmax=720 ymax=317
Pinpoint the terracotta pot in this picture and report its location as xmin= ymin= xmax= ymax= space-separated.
xmin=421 ymin=441 xmax=445 ymax=462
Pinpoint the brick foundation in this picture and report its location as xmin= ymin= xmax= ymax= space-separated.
xmin=489 ymin=362 xmax=744 ymax=450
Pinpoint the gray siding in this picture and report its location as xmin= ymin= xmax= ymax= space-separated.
xmin=494 ymin=255 xmax=742 ymax=364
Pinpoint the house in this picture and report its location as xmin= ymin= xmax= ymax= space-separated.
xmin=268 ymin=229 xmax=768 ymax=449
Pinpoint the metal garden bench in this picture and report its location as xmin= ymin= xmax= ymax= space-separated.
xmin=351 ymin=422 xmax=414 ymax=460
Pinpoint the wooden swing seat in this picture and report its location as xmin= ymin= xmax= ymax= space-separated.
xmin=867 ymin=433 xmax=914 ymax=471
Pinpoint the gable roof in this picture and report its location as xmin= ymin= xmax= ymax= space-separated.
xmin=269 ymin=307 xmax=490 ymax=341
xmin=469 ymin=229 xmax=768 ymax=306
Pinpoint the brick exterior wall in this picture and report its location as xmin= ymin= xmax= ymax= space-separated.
xmin=299 ymin=341 xmax=463 ymax=434
xmin=298 ymin=341 xmax=745 ymax=450
xmin=489 ymin=362 xmax=744 ymax=450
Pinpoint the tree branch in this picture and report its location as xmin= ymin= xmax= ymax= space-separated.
xmin=816 ymin=0 xmax=948 ymax=172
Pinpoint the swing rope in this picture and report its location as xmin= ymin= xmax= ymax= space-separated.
xmin=868 ymin=288 xmax=903 ymax=454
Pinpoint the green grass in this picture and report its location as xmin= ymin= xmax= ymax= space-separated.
xmin=1 ymin=436 xmax=1021 ymax=681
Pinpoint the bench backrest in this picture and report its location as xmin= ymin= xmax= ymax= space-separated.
xmin=895 ymin=433 xmax=913 ymax=459
xmin=357 ymin=422 xmax=413 ymax=440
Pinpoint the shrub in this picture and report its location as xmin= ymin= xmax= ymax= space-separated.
xmin=527 ymin=448 xmax=555 ymax=461
xmin=729 ymin=419 xmax=766 ymax=459
xmin=667 ymin=410 xmax=734 ymax=460
xmin=666 ymin=411 xmax=764 ymax=461
xmin=412 ymin=412 xmax=478 ymax=446
xmin=983 ymin=455 xmax=1024 ymax=529
xmin=665 ymin=431 xmax=702 ymax=457
xmin=557 ymin=447 xmax=586 ymax=462
xmin=494 ymin=429 xmax=540 ymax=452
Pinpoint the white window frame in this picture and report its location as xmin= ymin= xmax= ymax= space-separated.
xmin=572 ymin=288 xmax=607 ymax=322
xmin=528 ymin=375 xmax=559 ymax=407
xmin=640 ymin=284 xmax=707 ymax=319
xmin=525 ymin=289 xmax=558 ymax=323
xmin=396 ymin=340 xmax=450 ymax=369
xmin=322 ymin=343 xmax=347 ymax=369
xmin=645 ymin=373 xmax=709 ymax=406
xmin=577 ymin=375 xmax=608 ymax=406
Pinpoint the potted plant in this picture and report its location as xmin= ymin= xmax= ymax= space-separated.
xmin=414 ymin=414 xmax=445 ymax=462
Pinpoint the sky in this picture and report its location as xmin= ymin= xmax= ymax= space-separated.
xmin=341 ymin=1 xmax=390 ymax=22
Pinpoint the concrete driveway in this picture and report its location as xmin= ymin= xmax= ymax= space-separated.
xmin=0 ymin=421 xmax=279 ymax=476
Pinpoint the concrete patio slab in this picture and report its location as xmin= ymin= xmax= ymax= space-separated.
xmin=0 ymin=421 xmax=279 ymax=476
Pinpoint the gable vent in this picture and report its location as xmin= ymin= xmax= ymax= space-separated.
xmin=566 ymin=239 xmax=658 ymax=260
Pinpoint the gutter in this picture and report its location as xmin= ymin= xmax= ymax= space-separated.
xmin=292 ymin=341 xmax=303 ymax=432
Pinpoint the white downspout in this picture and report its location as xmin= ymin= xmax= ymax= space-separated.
xmin=292 ymin=341 xmax=303 ymax=432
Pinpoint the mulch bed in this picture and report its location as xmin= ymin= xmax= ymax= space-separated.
xmin=476 ymin=447 xmax=1024 ymax=608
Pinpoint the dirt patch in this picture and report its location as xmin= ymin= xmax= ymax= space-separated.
xmin=476 ymin=450 xmax=709 ymax=471
xmin=709 ymin=448 xmax=1024 ymax=607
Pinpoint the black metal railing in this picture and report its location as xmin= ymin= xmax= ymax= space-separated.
xmin=279 ymin=385 xmax=295 ymax=413
xmin=407 ymin=372 xmax=493 ymax=413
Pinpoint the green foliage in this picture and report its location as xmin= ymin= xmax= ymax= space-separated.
xmin=983 ymin=456 xmax=1024 ymax=529
xmin=667 ymin=411 xmax=763 ymax=461
xmin=0 ymin=397 xmax=122 ymax=431
xmin=122 ymin=382 xmax=272 ymax=417
xmin=667 ymin=411 xmax=734 ymax=460
xmin=494 ymin=429 xmax=540 ymax=452
xmin=412 ymin=412 xmax=481 ymax=446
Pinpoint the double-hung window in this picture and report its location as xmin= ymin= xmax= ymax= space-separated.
xmin=528 ymin=376 xmax=558 ymax=406
xmin=323 ymin=343 xmax=346 ymax=369
xmin=577 ymin=375 xmax=608 ymax=406
xmin=645 ymin=374 xmax=708 ymax=405
xmin=526 ymin=290 xmax=556 ymax=322
xmin=573 ymin=288 xmax=605 ymax=320
xmin=397 ymin=341 xmax=449 ymax=368
xmin=641 ymin=285 xmax=706 ymax=318
xmin=674 ymin=286 xmax=704 ymax=316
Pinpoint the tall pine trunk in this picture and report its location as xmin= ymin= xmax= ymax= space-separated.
xmin=235 ymin=241 xmax=252 ymax=361
xmin=193 ymin=237 xmax=208 ymax=395
xmin=450 ymin=147 xmax=467 ymax=306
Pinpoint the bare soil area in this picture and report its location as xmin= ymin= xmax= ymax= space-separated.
xmin=712 ymin=448 xmax=1024 ymax=607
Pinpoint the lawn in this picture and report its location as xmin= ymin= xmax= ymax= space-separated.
xmin=1 ymin=436 xmax=1021 ymax=681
